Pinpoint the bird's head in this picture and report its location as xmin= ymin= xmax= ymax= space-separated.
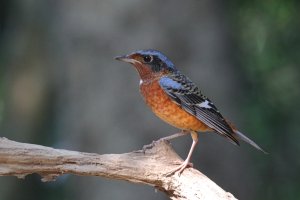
xmin=115 ymin=49 xmax=176 ymax=79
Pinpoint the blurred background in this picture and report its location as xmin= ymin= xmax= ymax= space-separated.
xmin=0 ymin=0 xmax=299 ymax=199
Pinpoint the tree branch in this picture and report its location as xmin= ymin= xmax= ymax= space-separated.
xmin=0 ymin=137 xmax=236 ymax=200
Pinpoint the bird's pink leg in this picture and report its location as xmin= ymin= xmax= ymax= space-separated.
xmin=158 ymin=130 xmax=189 ymax=141
xmin=142 ymin=130 xmax=188 ymax=152
xmin=167 ymin=131 xmax=198 ymax=176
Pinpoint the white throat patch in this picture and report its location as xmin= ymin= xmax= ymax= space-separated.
xmin=139 ymin=79 xmax=143 ymax=85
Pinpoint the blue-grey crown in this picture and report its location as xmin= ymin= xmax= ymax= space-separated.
xmin=135 ymin=49 xmax=176 ymax=70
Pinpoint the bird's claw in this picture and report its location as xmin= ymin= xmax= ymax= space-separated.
xmin=165 ymin=160 xmax=193 ymax=176
xmin=142 ymin=140 xmax=163 ymax=153
xmin=142 ymin=137 xmax=173 ymax=153
xmin=142 ymin=142 xmax=155 ymax=153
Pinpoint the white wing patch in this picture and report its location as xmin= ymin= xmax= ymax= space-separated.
xmin=198 ymin=100 xmax=212 ymax=109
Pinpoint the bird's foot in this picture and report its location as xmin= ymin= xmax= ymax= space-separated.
xmin=142 ymin=137 xmax=172 ymax=153
xmin=142 ymin=131 xmax=187 ymax=153
xmin=171 ymin=160 xmax=194 ymax=168
xmin=166 ymin=160 xmax=193 ymax=176
xmin=142 ymin=141 xmax=158 ymax=153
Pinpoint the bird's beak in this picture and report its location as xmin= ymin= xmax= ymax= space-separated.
xmin=115 ymin=55 xmax=132 ymax=62
xmin=115 ymin=54 xmax=139 ymax=65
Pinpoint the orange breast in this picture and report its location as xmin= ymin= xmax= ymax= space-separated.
xmin=140 ymin=79 xmax=210 ymax=132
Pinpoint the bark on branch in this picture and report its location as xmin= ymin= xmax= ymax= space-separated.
xmin=0 ymin=137 xmax=236 ymax=200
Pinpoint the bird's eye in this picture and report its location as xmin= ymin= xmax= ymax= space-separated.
xmin=143 ymin=55 xmax=153 ymax=63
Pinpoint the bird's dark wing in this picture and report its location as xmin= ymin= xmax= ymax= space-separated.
xmin=159 ymin=72 xmax=239 ymax=145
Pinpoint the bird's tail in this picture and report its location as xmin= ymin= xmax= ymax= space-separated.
xmin=233 ymin=130 xmax=268 ymax=154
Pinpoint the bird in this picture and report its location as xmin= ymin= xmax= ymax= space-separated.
xmin=115 ymin=49 xmax=267 ymax=174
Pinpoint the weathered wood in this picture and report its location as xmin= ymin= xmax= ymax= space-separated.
xmin=0 ymin=137 xmax=236 ymax=200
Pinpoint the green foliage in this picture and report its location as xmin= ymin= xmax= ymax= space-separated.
xmin=229 ymin=0 xmax=300 ymax=199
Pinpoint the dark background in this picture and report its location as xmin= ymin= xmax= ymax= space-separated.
xmin=0 ymin=0 xmax=299 ymax=199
